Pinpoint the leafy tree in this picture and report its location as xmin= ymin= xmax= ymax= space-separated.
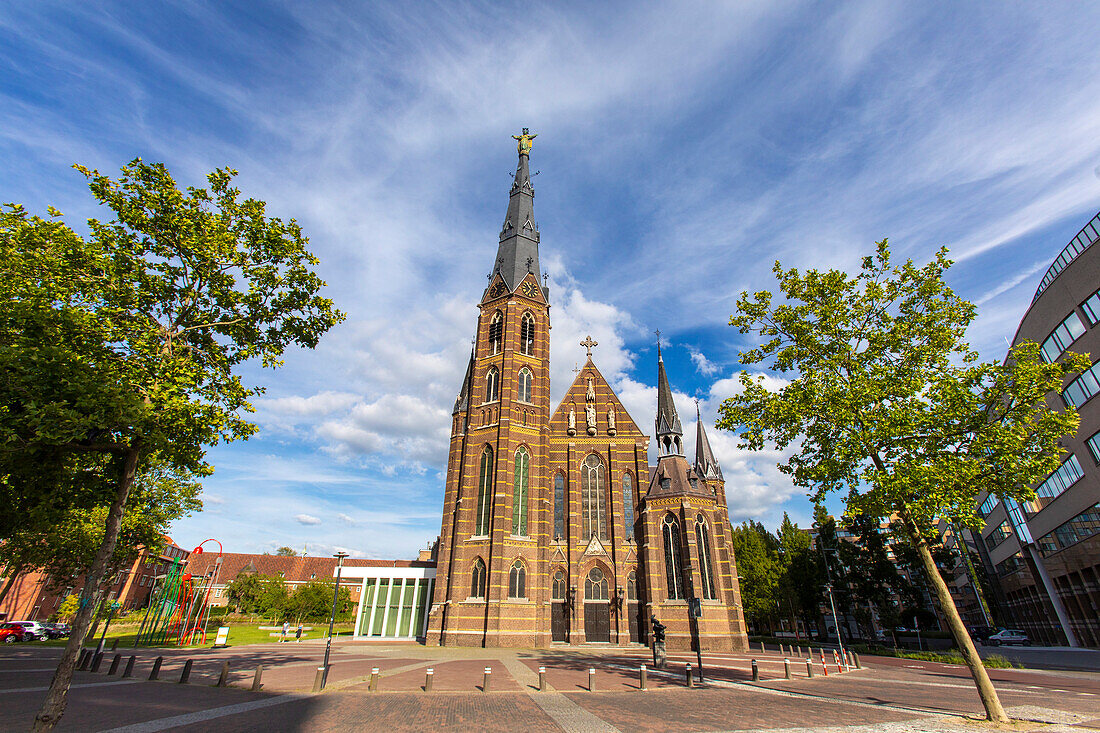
xmin=275 ymin=546 xmax=299 ymax=557
xmin=225 ymin=574 xmax=265 ymax=613
xmin=52 ymin=595 xmax=78 ymax=623
xmin=286 ymin=580 xmax=353 ymax=622
xmin=1 ymin=160 xmax=344 ymax=731
xmin=717 ymin=241 xmax=1085 ymax=722
xmin=729 ymin=522 xmax=781 ymax=629
xmin=776 ymin=513 xmax=822 ymax=637
xmin=257 ymin=576 xmax=291 ymax=619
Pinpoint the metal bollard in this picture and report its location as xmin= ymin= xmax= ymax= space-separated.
xmin=588 ymin=668 xmax=596 ymax=691
xmin=217 ymin=661 xmax=230 ymax=687
xmin=108 ymin=654 xmax=121 ymax=675
xmin=751 ymin=659 xmax=759 ymax=682
xmin=784 ymin=658 xmax=791 ymax=680
xmin=760 ymin=642 xmax=765 ymax=654
xmin=369 ymin=667 xmax=379 ymax=692
xmin=482 ymin=667 xmax=491 ymax=693
xmin=639 ymin=664 xmax=647 ymax=691
xmin=797 ymin=645 xmax=803 ymax=657
xmin=854 ymin=652 xmax=862 ymax=669
xmin=77 ymin=649 xmax=90 ymax=671
xmin=91 ymin=652 xmax=104 ymax=673
xmin=806 ymin=659 xmax=814 ymax=678
xmin=179 ymin=659 xmax=193 ymax=684
xmin=312 ymin=666 xmax=326 ymax=693
xmin=425 ymin=667 xmax=434 ymax=692
xmin=685 ymin=663 xmax=693 ymax=688
xmin=538 ymin=666 xmax=546 ymax=692
xmin=111 ymin=637 xmax=119 ymax=652
xmin=123 ymin=655 xmax=136 ymax=678
xmin=149 ymin=656 xmax=163 ymax=681
xmin=251 ymin=664 xmax=263 ymax=692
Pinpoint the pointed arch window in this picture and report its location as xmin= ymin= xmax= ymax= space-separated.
xmin=475 ymin=446 xmax=494 ymax=536
xmin=509 ymin=560 xmax=527 ymax=599
xmin=520 ymin=313 xmax=536 ymax=355
xmin=512 ymin=447 xmax=530 ymax=536
xmin=517 ymin=367 xmax=533 ymax=403
xmin=552 ymin=569 xmax=566 ymax=600
xmin=488 ymin=311 xmax=503 ymax=355
xmin=581 ymin=454 xmax=608 ymax=541
xmin=485 ymin=367 xmax=499 ymax=403
xmin=663 ymin=514 xmax=685 ymax=600
xmin=585 ymin=567 xmax=608 ymax=601
xmin=471 ymin=557 xmax=486 ymax=598
xmin=553 ymin=472 xmax=565 ymax=540
xmin=627 ymin=570 xmax=637 ymax=601
xmin=622 ymin=473 xmax=634 ymax=540
xmin=695 ymin=515 xmax=716 ymax=600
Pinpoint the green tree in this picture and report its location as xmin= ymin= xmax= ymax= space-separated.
xmin=286 ymin=580 xmax=353 ymax=622
xmin=225 ymin=574 xmax=264 ymax=614
xmin=717 ymin=241 xmax=1085 ymax=722
xmin=257 ymin=576 xmax=291 ymax=619
xmin=776 ymin=513 xmax=822 ymax=638
xmin=275 ymin=546 xmax=299 ymax=557
xmin=1 ymin=160 xmax=344 ymax=730
xmin=52 ymin=595 xmax=78 ymax=623
xmin=729 ymin=522 xmax=781 ymax=629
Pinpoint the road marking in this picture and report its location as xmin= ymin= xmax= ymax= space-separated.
xmin=0 ymin=680 xmax=139 ymax=694
xmin=0 ymin=668 xmax=58 ymax=673
xmin=526 ymin=690 xmax=621 ymax=733
xmin=99 ymin=693 xmax=306 ymax=733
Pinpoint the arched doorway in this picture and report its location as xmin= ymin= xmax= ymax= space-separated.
xmin=551 ymin=569 xmax=568 ymax=642
xmin=584 ymin=567 xmax=610 ymax=643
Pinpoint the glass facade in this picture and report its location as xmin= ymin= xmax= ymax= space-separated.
xmin=1040 ymin=312 xmax=1086 ymax=362
xmin=1083 ymin=287 xmax=1100 ymax=325
xmin=1026 ymin=455 xmax=1084 ymax=513
xmin=1037 ymin=503 xmax=1100 ymax=557
xmin=1034 ymin=211 xmax=1100 ymax=300
xmin=978 ymin=494 xmax=999 ymax=517
xmin=1087 ymin=430 xmax=1100 ymax=464
xmin=355 ymin=575 xmax=435 ymax=639
xmin=1063 ymin=360 xmax=1100 ymax=408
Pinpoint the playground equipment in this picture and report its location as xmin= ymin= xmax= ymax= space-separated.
xmin=134 ymin=538 xmax=222 ymax=647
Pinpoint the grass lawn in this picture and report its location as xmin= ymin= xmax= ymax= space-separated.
xmin=37 ymin=620 xmax=356 ymax=649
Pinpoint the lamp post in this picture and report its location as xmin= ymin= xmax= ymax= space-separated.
xmin=819 ymin=545 xmax=846 ymax=662
xmin=320 ymin=551 xmax=349 ymax=689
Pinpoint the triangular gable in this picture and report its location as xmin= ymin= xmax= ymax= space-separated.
xmin=583 ymin=535 xmax=609 ymax=558
xmin=482 ymin=273 xmax=510 ymax=303
xmin=515 ymin=272 xmax=545 ymax=303
xmin=549 ymin=357 xmax=644 ymax=439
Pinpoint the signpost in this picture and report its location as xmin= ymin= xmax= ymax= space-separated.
xmin=213 ymin=626 xmax=230 ymax=648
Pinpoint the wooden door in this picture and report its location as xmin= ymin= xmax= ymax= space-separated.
xmin=551 ymin=602 xmax=568 ymax=642
xmin=627 ymin=602 xmax=641 ymax=643
xmin=584 ymin=603 xmax=611 ymax=642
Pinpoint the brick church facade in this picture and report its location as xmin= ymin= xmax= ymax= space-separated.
xmin=425 ymin=132 xmax=748 ymax=651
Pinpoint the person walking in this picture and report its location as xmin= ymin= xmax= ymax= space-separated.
xmin=281 ymin=621 xmax=289 ymax=642
xmin=295 ymin=624 xmax=303 ymax=642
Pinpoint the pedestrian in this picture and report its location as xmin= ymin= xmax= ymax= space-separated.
xmin=282 ymin=621 xmax=289 ymax=642
xmin=295 ymin=624 xmax=303 ymax=642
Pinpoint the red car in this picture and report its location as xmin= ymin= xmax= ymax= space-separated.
xmin=0 ymin=623 xmax=26 ymax=643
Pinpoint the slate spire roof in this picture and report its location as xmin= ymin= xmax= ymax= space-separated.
xmin=655 ymin=344 xmax=684 ymax=457
xmin=694 ymin=403 xmax=723 ymax=481
xmin=491 ymin=137 xmax=541 ymax=293
xmin=452 ymin=346 xmax=475 ymax=415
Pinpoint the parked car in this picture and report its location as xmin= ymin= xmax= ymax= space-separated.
xmin=0 ymin=623 xmax=27 ymax=643
xmin=42 ymin=622 xmax=71 ymax=639
xmin=987 ymin=629 xmax=1030 ymax=646
xmin=968 ymin=626 xmax=998 ymax=643
xmin=8 ymin=621 xmax=48 ymax=641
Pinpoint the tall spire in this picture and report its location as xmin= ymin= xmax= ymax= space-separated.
xmin=655 ymin=342 xmax=683 ymax=457
xmin=492 ymin=129 xmax=540 ymax=293
xmin=694 ymin=402 xmax=723 ymax=480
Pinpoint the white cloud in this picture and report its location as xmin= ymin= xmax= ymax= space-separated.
xmin=294 ymin=514 xmax=322 ymax=526
xmin=689 ymin=349 xmax=721 ymax=377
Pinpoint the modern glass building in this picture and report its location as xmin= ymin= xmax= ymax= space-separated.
xmin=973 ymin=210 xmax=1100 ymax=647
xmin=341 ymin=564 xmax=436 ymax=640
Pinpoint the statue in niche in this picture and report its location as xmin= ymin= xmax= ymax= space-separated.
xmin=585 ymin=400 xmax=597 ymax=435
xmin=567 ymin=404 xmax=577 ymax=436
xmin=586 ymin=376 xmax=595 ymax=403
xmin=607 ymin=405 xmax=616 ymax=435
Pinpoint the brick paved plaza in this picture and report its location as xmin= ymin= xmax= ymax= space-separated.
xmin=2 ymin=641 xmax=1098 ymax=732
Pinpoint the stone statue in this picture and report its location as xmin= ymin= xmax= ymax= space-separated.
xmin=586 ymin=376 xmax=595 ymax=403
xmin=568 ymin=404 xmax=577 ymax=435
xmin=585 ymin=401 xmax=597 ymax=435
xmin=513 ymin=128 xmax=537 ymax=155
xmin=607 ymin=405 xmax=616 ymax=432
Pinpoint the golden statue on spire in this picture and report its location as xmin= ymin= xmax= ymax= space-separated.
xmin=513 ymin=128 xmax=537 ymax=155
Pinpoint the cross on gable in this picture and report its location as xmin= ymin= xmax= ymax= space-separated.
xmin=573 ymin=363 xmax=581 ymax=375
xmin=580 ymin=335 xmax=598 ymax=357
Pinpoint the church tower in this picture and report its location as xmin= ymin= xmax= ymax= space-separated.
xmin=427 ymin=130 xmax=554 ymax=647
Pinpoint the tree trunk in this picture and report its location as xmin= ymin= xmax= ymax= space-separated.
xmin=906 ymin=519 xmax=1008 ymax=722
xmin=33 ymin=446 xmax=140 ymax=732
xmin=0 ymin=562 xmax=26 ymax=608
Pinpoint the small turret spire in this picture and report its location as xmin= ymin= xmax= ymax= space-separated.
xmin=694 ymin=400 xmax=723 ymax=480
xmin=655 ymin=340 xmax=683 ymax=458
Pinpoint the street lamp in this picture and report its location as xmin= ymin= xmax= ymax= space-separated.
xmin=320 ymin=551 xmax=349 ymax=689
xmin=819 ymin=545 xmax=846 ymax=662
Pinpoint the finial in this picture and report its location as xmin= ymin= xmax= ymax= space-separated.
xmin=655 ymin=329 xmax=662 ymax=360
xmin=694 ymin=396 xmax=701 ymax=417
xmin=580 ymin=335 xmax=598 ymax=357
xmin=573 ymin=362 xmax=581 ymax=375
xmin=512 ymin=128 xmax=537 ymax=156
xmin=526 ymin=256 xmax=534 ymax=272
xmin=543 ymin=271 xmax=548 ymax=286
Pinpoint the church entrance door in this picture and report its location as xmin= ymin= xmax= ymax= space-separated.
xmin=627 ymin=602 xmax=641 ymax=643
xmin=584 ymin=603 xmax=610 ymax=643
xmin=551 ymin=602 xmax=568 ymax=642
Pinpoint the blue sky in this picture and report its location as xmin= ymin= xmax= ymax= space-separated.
xmin=4 ymin=2 xmax=1100 ymax=558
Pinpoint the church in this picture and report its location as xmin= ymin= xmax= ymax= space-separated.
xmin=424 ymin=132 xmax=748 ymax=651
